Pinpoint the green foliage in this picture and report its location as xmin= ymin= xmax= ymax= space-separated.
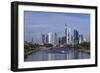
xmin=79 ymin=42 xmax=90 ymax=50
xmin=24 ymin=42 xmax=40 ymax=53
xmin=73 ymin=42 xmax=90 ymax=50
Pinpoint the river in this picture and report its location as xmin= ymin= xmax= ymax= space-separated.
xmin=24 ymin=48 xmax=90 ymax=62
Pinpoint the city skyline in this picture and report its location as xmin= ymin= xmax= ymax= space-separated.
xmin=24 ymin=11 xmax=90 ymax=43
xmin=41 ymin=24 xmax=86 ymax=47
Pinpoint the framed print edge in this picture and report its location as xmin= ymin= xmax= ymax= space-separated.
xmin=11 ymin=1 xmax=98 ymax=72
xmin=95 ymin=7 xmax=98 ymax=67
xmin=11 ymin=2 xmax=18 ymax=71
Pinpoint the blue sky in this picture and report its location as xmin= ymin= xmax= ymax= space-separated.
xmin=24 ymin=11 xmax=90 ymax=43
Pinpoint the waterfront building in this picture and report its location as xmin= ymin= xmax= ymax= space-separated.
xmin=58 ymin=37 xmax=62 ymax=47
xmin=79 ymin=34 xmax=84 ymax=44
xmin=83 ymin=37 xmax=87 ymax=42
xmin=68 ymin=27 xmax=72 ymax=45
xmin=54 ymin=33 xmax=58 ymax=46
xmin=47 ymin=32 xmax=53 ymax=44
xmin=62 ymin=36 xmax=66 ymax=46
xmin=71 ymin=34 xmax=74 ymax=45
xmin=46 ymin=34 xmax=48 ymax=44
xmin=74 ymin=29 xmax=79 ymax=45
xmin=42 ymin=34 xmax=45 ymax=45
xmin=58 ymin=36 xmax=66 ymax=47
xmin=65 ymin=24 xmax=67 ymax=45
xmin=65 ymin=24 xmax=72 ymax=45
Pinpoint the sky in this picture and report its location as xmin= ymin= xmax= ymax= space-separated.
xmin=24 ymin=11 xmax=90 ymax=43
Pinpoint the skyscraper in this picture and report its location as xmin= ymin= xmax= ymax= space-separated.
xmin=79 ymin=34 xmax=84 ymax=44
xmin=42 ymin=34 xmax=45 ymax=44
xmin=54 ymin=33 xmax=58 ymax=46
xmin=47 ymin=32 xmax=53 ymax=44
xmin=65 ymin=24 xmax=68 ymax=45
xmin=68 ymin=27 xmax=72 ymax=44
xmin=46 ymin=34 xmax=48 ymax=44
xmin=65 ymin=24 xmax=72 ymax=45
xmin=74 ymin=29 xmax=79 ymax=44
xmin=58 ymin=37 xmax=62 ymax=47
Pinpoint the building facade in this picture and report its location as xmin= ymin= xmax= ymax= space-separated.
xmin=65 ymin=24 xmax=72 ymax=45
xmin=74 ymin=29 xmax=79 ymax=45
xmin=47 ymin=32 xmax=53 ymax=44
xmin=54 ymin=33 xmax=58 ymax=46
xmin=42 ymin=34 xmax=45 ymax=44
xmin=79 ymin=34 xmax=84 ymax=44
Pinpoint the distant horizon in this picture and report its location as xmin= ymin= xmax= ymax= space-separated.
xmin=24 ymin=11 xmax=90 ymax=44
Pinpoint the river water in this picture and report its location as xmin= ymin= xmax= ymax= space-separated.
xmin=24 ymin=48 xmax=90 ymax=62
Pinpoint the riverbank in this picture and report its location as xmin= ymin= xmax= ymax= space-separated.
xmin=24 ymin=47 xmax=90 ymax=58
xmin=24 ymin=48 xmax=39 ymax=58
xmin=24 ymin=47 xmax=90 ymax=61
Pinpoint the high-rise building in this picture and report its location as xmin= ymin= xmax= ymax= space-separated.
xmin=71 ymin=34 xmax=74 ymax=45
xmin=58 ymin=37 xmax=62 ymax=47
xmin=83 ymin=37 xmax=87 ymax=42
xmin=62 ymin=36 xmax=66 ymax=45
xmin=54 ymin=33 xmax=58 ymax=46
xmin=46 ymin=34 xmax=48 ymax=44
xmin=74 ymin=29 xmax=79 ymax=44
xmin=68 ymin=27 xmax=72 ymax=44
xmin=42 ymin=34 xmax=45 ymax=44
xmin=65 ymin=24 xmax=72 ymax=45
xmin=79 ymin=34 xmax=84 ymax=44
xmin=65 ymin=24 xmax=68 ymax=45
xmin=47 ymin=32 xmax=53 ymax=44
xmin=58 ymin=36 xmax=66 ymax=47
xmin=42 ymin=32 xmax=58 ymax=46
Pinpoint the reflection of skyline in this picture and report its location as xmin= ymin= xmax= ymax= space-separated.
xmin=24 ymin=11 xmax=90 ymax=43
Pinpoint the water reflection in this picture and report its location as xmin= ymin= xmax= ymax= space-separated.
xmin=24 ymin=48 xmax=90 ymax=62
